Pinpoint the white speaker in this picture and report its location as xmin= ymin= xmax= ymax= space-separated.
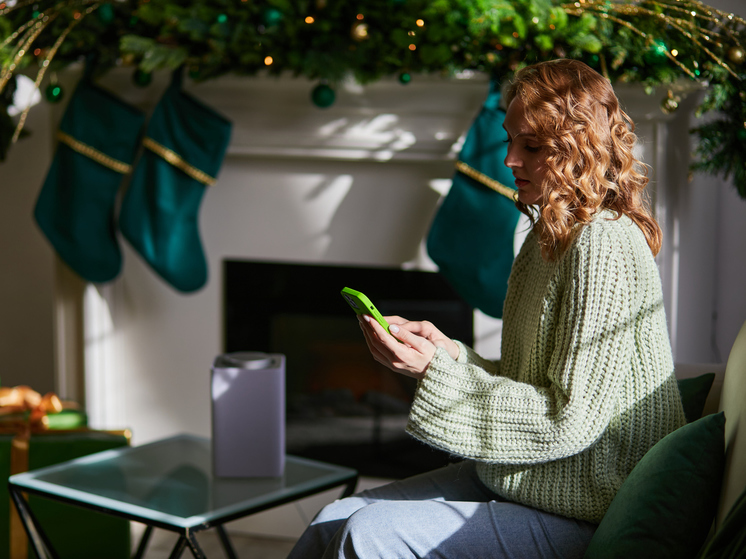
xmin=211 ymin=352 xmax=285 ymax=477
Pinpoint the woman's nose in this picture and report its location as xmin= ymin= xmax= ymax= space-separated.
xmin=504 ymin=146 xmax=520 ymax=169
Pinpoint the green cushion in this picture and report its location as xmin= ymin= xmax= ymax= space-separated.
xmin=584 ymin=412 xmax=725 ymax=559
xmin=678 ymin=373 xmax=716 ymax=422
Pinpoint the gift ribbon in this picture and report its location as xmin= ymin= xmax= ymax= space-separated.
xmin=1 ymin=386 xmax=131 ymax=559
xmin=142 ymin=136 xmax=217 ymax=186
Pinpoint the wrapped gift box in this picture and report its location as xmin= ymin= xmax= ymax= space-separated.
xmin=1 ymin=428 xmax=131 ymax=559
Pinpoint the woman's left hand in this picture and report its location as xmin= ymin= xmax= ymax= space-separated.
xmin=358 ymin=315 xmax=447 ymax=380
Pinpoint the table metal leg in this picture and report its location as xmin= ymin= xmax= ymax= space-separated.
xmin=184 ymin=530 xmax=208 ymax=559
xmin=169 ymin=529 xmax=208 ymax=559
xmin=168 ymin=535 xmax=187 ymax=559
xmin=8 ymin=485 xmax=59 ymax=559
xmin=216 ymin=524 xmax=238 ymax=559
xmin=132 ymin=524 xmax=154 ymax=559
xmin=341 ymin=475 xmax=359 ymax=498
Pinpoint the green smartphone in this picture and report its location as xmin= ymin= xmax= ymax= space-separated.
xmin=340 ymin=287 xmax=392 ymax=334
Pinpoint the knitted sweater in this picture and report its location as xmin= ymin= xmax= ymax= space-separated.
xmin=407 ymin=211 xmax=686 ymax=523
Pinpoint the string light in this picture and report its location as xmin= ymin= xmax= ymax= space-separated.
xmin=264 ymin=56 xmax=273 ymax=65
xmin=416 ymin=19 xmax=424 ymax=27
xmin=305 ymin=16 xmax=314 ymax=23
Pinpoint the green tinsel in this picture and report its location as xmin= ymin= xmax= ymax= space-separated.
xmin=0 ymin=0 xmax=745 ymax=197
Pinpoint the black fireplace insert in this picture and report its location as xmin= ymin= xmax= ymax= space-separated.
xmin=223 ymin=259 xmax=474 ymax=478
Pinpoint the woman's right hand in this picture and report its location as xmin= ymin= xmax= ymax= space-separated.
xmin=358 ymin=315 xmax=460 ymax=380
xmin=388 ymin=317 xmax=460 ymax=360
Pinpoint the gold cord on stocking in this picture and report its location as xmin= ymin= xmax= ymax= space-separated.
xmin=142 ymin=137 xmax=217 ymax=186
xmin=455 ymin=161 xmax=518 ymax=202
xmin=56 ymin=130 xmax=133 ymax=174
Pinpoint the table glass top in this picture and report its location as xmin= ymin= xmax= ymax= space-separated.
xmin=9 ymin=434 xmax=357 ymax=529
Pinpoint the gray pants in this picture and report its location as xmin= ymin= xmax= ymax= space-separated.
xmin=288 ymin=461 xmax=597 ymax=559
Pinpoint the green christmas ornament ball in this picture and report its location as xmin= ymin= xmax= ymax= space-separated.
xmin=97 ymin=3 xmax=115 ymax=25
xmin=45 ymin=83 xmax=64 ymax=103
xmin=311 ymin=84 xmax=335 ymax=108
xmin=644 ymin=39 xmax=668 ymax=64
xmin=263 ymin=7 xmax=283 ymax=27
xmin=398 ymin=71 xmax=412 ymax=84
xmin=133 ymin=69 xmax=153 ymax=87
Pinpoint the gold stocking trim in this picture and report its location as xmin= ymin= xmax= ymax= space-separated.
xmin=142 ymin=137 xmax=216 ymax=186
xmin=57 ymin=131 xmax=133 ymax=174
xmin=455 ymin=160 xmax=517 ymax=202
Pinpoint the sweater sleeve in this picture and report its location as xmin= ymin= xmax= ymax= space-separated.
xmin=407 ymin=223 xmax=637 ymax=464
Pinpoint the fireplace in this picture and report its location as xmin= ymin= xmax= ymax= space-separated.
xmin=223 ymin=260 xmax=474 ymax=478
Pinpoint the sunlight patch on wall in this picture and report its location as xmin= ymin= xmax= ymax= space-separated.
xmin=83 ymin=283 xmax=116 ymax=429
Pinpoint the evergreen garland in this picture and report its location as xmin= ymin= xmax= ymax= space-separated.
xmin=1 ymin=0 xmax=745 ymax=197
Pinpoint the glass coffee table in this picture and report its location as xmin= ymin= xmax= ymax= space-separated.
xmin=9 ymin=434 xmax=358 ymax=559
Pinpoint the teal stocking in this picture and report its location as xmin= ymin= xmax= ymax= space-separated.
xmin=119 ymin=71 xmax=232 ymax=293
xmin=34 ymin=79 xmax=144 ymax=283
xmin=426 ymin=81 xmax=520 ymax=318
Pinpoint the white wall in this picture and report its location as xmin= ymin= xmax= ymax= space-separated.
xmin=0 ymin=97 xmax=56 ymax=393
xmin=708 ymin=0 xmax=746 ymax=362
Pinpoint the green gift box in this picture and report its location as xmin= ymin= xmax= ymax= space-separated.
xmin=1 ymin=430 xmax=131 ymax=559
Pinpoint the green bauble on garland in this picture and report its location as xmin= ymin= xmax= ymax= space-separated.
xmin=311 ymin=83 xmax=335 ymax=108
xmin=45 ymin=83 xmax=64 ymax=103
xmin=97 ymin=3 xmax=115 ymax=25
xmin=133 ymin=69 xmax=153 ymax=87
xmin=262 ymin=7 xmax=283 ymax=28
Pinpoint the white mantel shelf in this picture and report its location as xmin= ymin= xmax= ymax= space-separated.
xmin=85 ymin=68 xmax=700 ymax=165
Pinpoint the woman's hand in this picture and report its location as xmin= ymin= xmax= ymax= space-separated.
xmin=358 ymin=315 xmax=459 ymax=380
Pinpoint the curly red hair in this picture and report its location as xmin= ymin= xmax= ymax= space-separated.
xmin=505 ymin=59 xmax=661 ymax=259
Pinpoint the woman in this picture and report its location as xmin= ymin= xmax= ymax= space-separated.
xmin=287 ymin=59 xmax=686 ymax=559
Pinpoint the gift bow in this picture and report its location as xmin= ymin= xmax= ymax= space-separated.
xmin=1 ymin=385 xmax=79 ymax=559
xmin=0 ymin=385 xmax=72 ymax=431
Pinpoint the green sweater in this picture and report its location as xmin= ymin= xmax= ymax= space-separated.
xmin=407 ymin=211 xmax=686 ymax=523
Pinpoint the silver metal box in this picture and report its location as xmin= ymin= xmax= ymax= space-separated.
xmin=211 ymin=352 xmax=285 ymax=477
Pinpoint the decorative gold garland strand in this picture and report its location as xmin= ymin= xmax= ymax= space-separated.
xmin=56 ymin=130 xmax=133 ymax=174
xmin=0 ymin=0 xmax=101 ymax=93
xmin=0 ymin=14 xmax=43 ymax=50
xmin=0 ymin=0 xmax=38 ymax=17
xmin=0 ymin=12 xmax=57 ymax=94
xmin=142 ymin=137 xmax=217 ymax=186
xmin=12 ymin=3 xmax=101 ymax=144
xmin=455 ymin=161 xmax=517 ymax=201
xmin=564 ymin=0 xmax=742 ymax=81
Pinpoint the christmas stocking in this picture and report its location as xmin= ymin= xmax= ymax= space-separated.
xmin=33 ymin=77 xmax=145 ymax=283
xmin=119 ymin=70 xmax=232 ymax=293
xmin=426 ymin=80 xmax=521 ymax=318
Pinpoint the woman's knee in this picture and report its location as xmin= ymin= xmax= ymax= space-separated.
xmin=329 ymin=502 xmax=415 ymax=558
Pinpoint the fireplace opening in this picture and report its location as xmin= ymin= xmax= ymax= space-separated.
xmin=223 ymin=260 xmax=474 ymax=478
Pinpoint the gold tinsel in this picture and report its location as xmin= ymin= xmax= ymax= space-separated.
xmin=0 ymin=0 xmax=102 ymax=143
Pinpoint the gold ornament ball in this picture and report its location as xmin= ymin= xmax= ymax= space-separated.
xmin=351 ymin=22 xmax=369 ymax=41
xmin=727 ymin=46 xmax=744 ymax=65
xmin=661 ymin=90 xmax=680 ymax=114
